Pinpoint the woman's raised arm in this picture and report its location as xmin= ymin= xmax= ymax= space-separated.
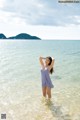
xmin=48 ymin=57 xmax=55 ymax=70
xmin=39 ymin=56 xmax=46 ymax=68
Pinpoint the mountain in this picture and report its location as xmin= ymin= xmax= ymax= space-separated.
xmin=8 ymin=33 xmax=40 ymax=40
xmin=0 ymin=34 xmax=6 ymax=39
xmin=0 ymin=33 xmax=41 ymax=40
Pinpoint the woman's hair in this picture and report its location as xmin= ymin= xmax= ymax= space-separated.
xmin=46 ymin=56 xmax=54 ymax=74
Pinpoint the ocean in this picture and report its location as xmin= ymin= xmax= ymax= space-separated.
xmin=0 ymin=40 xmax=80 ymax=120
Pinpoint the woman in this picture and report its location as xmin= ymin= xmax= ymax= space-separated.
xmin=39 ymin=56 xmax=55 ymax=100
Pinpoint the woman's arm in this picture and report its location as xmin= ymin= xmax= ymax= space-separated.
xmin=39 ymin=56 xmax=46 ymax=68
xmin=48 ymin=57 xmax=55 ymax=70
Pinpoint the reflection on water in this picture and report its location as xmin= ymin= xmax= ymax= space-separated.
xmin=46 ymin=101 xmax=71 ymax=120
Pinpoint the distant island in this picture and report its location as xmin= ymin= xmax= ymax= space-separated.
xmin=0 ymin=33 xmax=41 ymax=40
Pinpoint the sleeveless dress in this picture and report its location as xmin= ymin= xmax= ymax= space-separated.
xmin=41 ymin=67 xmax=54 ymax=88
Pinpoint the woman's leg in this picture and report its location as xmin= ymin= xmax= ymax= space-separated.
xmin=42 ymin=86 xmax=47 ymax=97
xmin=46 ymin=87 xmax=51 ymax=99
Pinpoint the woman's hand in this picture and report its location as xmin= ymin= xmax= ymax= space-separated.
xmin=39 ymin=56 xmax=46 ymax=59
xmin=52 ymin=57 xmax=55 ymax=60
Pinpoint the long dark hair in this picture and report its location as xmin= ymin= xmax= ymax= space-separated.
xmin=47 ymin=56 xmax=54 ymax=74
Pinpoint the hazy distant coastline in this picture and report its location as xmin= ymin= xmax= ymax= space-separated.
xmin=0 ymin=33 xmax=41 ymax=40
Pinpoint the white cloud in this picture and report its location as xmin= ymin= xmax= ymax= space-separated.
xmin=0 ymin=0 xmax=5 ymax=8
xmin=0 ymin=0 xmax=80 ymax=26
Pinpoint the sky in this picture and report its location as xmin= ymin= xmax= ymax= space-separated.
xmin=0 ymin=0 xmax=80 ymax=39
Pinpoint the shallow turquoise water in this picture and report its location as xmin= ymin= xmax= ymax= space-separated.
xmin=0 ymin=40 xmax=80 ymax=120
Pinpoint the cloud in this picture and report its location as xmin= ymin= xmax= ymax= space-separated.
xmin=0 ymin=0 xmax=80 ymax=26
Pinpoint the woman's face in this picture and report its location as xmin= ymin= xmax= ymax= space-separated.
xmin=45 ymin=58 xmax=50 ymax=66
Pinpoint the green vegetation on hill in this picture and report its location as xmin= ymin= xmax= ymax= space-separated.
xmin=0 ymin=33 xmax=41 ymax=40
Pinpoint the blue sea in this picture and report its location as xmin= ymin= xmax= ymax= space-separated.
xmin=0 ymin=40 xmax=80 ymax=120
